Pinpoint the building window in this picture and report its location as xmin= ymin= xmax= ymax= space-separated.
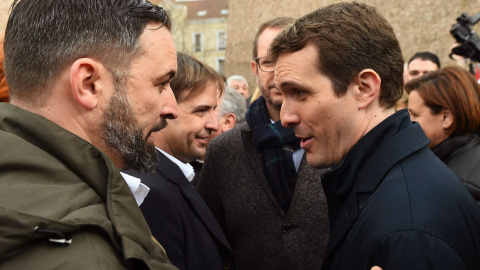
xmin=216 ymin=57 xmax=225 ymax=75
xmin=193 ymin=33 xmax=202 ymax=52
xmin=217 ymin=31 xmax=227 ymax=51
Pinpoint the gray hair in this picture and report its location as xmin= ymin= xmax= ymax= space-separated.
xmin=219 ymin=86 xmax=247 ymax=125
xmin=227 ymin=75 xmax=248 ymax=88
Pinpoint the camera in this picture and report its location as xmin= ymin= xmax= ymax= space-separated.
xmin=450 ymin=12 xmax=480 ymax=62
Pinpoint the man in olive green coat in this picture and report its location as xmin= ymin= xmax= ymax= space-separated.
xmin=0 ymin=0 xmax=179 ymax=269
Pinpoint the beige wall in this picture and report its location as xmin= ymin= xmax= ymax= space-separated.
xmin=184 ymin=18 xmax=228 ymax=73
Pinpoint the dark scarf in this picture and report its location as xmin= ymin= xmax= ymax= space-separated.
xmin=246 ymin=96 xmax=301 ymax=211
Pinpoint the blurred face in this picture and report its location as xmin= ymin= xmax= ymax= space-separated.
xmin=276 ymin=44 xmax=363 ymax=168
xmin=155 ymin=80 xmax=219 ymax=163
xmin=102 ymin=24 xmax=178 ymax=172
xmin=408 ymin=90 xmax=449 ymax=149
xmin=230 ymin=80 xmax=249 ymax=98
xmin=252 ymin=27 xmax=283 ymax=112
xmin=406 ymin=59 xmax=438 ymax=82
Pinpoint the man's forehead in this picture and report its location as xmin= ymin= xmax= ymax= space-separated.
xmin=257 ymin=28 xmax=283 ymax=54
xmin=408 ymin=59 xmax=438 ymax=70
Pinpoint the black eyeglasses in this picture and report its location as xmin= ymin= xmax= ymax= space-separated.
xmin=254 ymin=56 xmax=275 ymax=72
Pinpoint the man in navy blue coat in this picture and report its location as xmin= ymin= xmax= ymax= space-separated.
xmin=124 ymin=52 xmax=234 ymax=270
xmin=270 ymin=2 xmax=480 ymax=270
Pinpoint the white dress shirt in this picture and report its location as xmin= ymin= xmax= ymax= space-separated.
xmin=120 ymin=172 xmax=150 ymax=206
xmin=157 ymin=148 xmax=196 ymax=182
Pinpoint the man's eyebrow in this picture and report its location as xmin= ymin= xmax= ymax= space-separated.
xmin=279 ymin=80 xmax=303 ymax=90
xmin=154 ymin=70 xmax=176 ymax=84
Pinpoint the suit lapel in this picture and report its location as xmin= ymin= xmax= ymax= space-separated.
xmin=241 ymin=128 xmax=286 ymax=217
xmin=155 ymin=151 xmax=233 ymax=252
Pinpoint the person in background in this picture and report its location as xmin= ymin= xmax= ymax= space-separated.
xmin=209 ymin=86 xmax=247 ymax=140
xmin=270 ymin=2 xmax=480 ymax=269
xmin=406 ymin=65 xmax=480 ymax=206
xmin=405 ymin=51 xmax=441 ymax=82
xmin=124 ymin=52 xmax=235 ymax=270
xmin=396 ymin=51 xmax=441 ymax=110
xmin=197 ymin=17 xmax=330 ymax=270
xmin=190 ymin=86 xmax=246 ymax=185
xmin=0 ymin=0 xmax=179 ymax=269
xmin=227 ymin=75 xmax=249 ymax=99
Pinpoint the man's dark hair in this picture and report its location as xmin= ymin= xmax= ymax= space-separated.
xmin=252 ymin=17 xmax=295 ymax=59
xmin=408 ymin=51 xmax=441 ymax=68
xmin=3 ymin=0 xmax=171 ymax=106
xmin=270 ymin=2 xmax=404 ymax=109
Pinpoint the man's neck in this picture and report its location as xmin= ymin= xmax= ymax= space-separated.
xmin=266 ymin=101 xmax=281 ymax=122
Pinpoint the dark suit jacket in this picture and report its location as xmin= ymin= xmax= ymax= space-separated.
xmin=197 ymin=123 xmax=330 ymax=270
xmin=123 ymin=150 xmax=235 ymax=270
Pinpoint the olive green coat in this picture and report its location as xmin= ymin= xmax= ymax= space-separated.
xmin=0 ymin=103 xmax=178 ymax=270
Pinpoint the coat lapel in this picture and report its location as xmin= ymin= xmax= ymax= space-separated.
xmin=156 ymin=151 xmax=233 ymax=252
xmin=241 ymin=127 xmax=286 ymax=217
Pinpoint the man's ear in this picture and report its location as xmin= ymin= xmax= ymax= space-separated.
xmin=353 ymin=69 xmax=381 ymax=110
xmin=222 ymin=113 xmax=237 ymax=131
xmin=69 ymin=58 xmax=104 ymax=110
xmin=442 ymin=108 xmax=454 ymax=130
xmin=251 ymin=60 xmax=259 ymax=78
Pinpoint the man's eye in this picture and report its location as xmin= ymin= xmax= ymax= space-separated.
xmin=262 ymin=60 xmax=274 ymax=66
xmin=409 ymin=71 xmax=419 ymax=76
xmin=295 ymin=90 xmax=305 ymax=97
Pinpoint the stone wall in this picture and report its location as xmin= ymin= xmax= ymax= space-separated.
xmin=226 ymin=0 xmax=480 ymax=95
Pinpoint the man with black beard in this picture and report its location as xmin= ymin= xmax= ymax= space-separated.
xmin=0 ymin=0 xmax=179 ymax=269
xmin=197 ymin=17 xmax=330 ymax=269
xmin=123 ymin=52 xmax=235 ymax=270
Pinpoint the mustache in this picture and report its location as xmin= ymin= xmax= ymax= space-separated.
xmin=145 ymin=118 xmax=168 ymax=141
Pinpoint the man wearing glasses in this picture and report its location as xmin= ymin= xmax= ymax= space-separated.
xmin=197 ymin=17 xmax=330 ymax=269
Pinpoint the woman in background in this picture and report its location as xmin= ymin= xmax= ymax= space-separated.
xmin=406 ymin=65 xmax=480 ymax=206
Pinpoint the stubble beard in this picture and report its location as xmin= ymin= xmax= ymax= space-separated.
xmin=258 ymin=82 xmax=282 ymax=111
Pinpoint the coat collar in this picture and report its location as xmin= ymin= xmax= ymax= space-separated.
xmin=432 ymin=133 xmax=480 ymax=161
xmin=321 ymin=110 xmax=430 ymax=267
xmin=0 ymin=103 xmax=169 ymax=265
xmin=155 ymin=150 xmax=233 ymax=253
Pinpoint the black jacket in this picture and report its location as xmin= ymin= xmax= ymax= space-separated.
xmin=321 ymin=110 xmax=480 ymax=270
xmin=123 ymin=150 xmax=234 ymax=270
xmin=433 ymin=133 xmax=480 ymax=206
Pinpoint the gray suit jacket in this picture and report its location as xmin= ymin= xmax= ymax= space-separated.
xmin=197 ymin=123 xmax=330 ymax=270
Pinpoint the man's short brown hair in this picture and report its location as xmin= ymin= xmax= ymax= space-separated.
xmin=252 ymin=17 xmax=294 ymax=59
xmin=270 ymin=2 xmax=404 ymax=109
xmin=171 ymin=52 xmax=224 ymax=102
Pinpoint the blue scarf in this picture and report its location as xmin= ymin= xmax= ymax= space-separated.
xmin=246 ymin=96 xmax=301 ymax=211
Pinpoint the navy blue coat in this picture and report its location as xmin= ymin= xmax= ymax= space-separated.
xmin=123 ymin=150 xmax=235 ymax=270
xmin=321 ymin=110 xmax=480 ymax=270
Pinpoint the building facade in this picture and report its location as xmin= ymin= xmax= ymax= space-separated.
xmin=156 ymin=0 xmax=229 ymax=76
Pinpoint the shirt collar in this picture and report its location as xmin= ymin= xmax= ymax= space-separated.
xmin=119 ymin=172 xmax=150 ymax=206
xmin=157 ymin=148 xmax=195 ymax=182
